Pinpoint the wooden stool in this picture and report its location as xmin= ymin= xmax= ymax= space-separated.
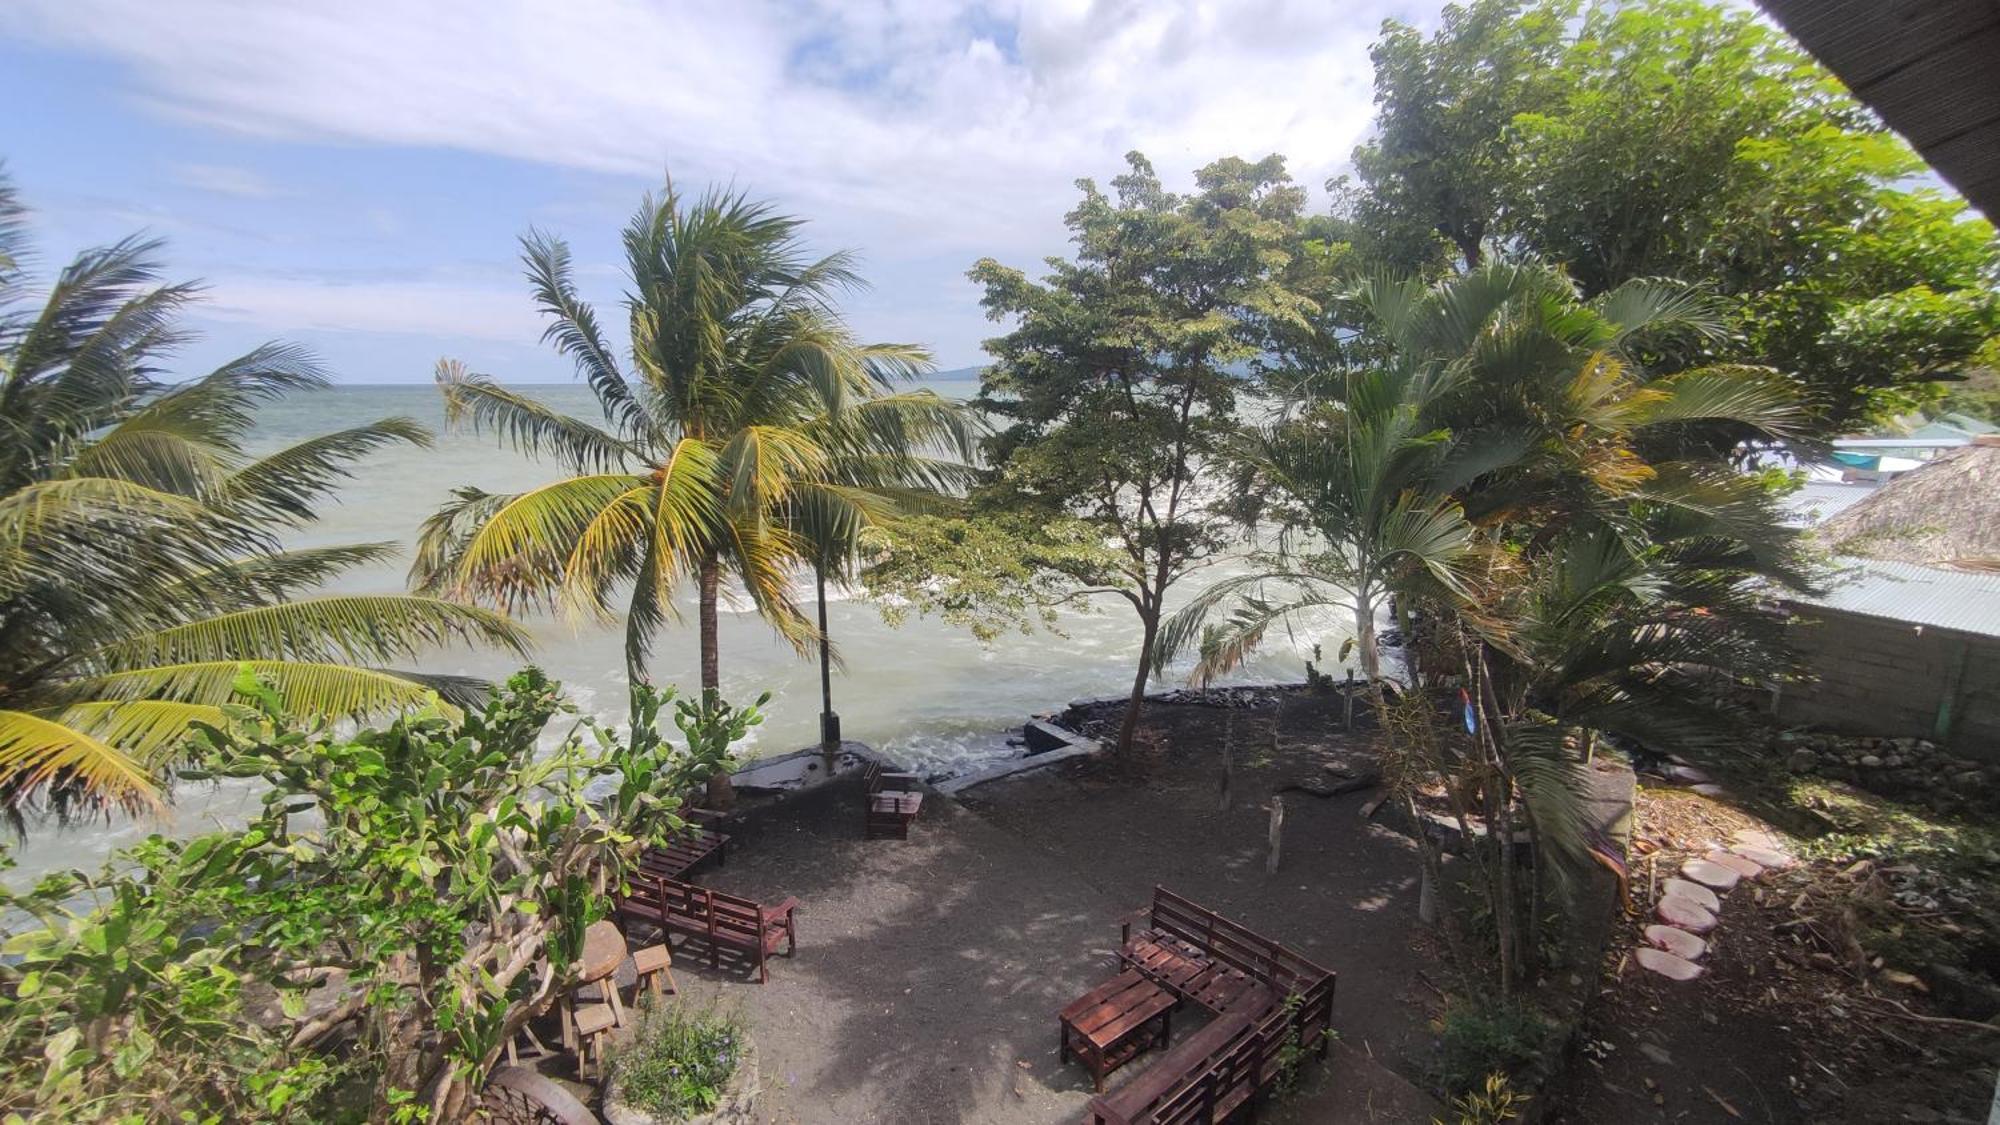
xmin=571 ymin=1002 xmax=616 ymax=1080
xmin=632 ymin=943 xmax=676 ymax=1003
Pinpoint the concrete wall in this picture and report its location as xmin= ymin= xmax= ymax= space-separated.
xmin=1776 ymin=606 xmax=2000 ymax=756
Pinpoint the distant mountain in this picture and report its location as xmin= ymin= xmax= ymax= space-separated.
xmin=930 ymin=365 xmax=987 ymax=381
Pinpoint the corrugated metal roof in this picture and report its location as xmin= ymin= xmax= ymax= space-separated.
xmin=1759 ymin=0 xmax=2000 ymax=220
xmin=1784 ymin=558 xmax=2000 ymax=638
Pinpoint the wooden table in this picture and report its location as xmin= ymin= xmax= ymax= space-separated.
xmin=1059 ymin=969 xmax=1176 ymax=1092
xmin=561 ymin=920 xmax=628 ymax=1050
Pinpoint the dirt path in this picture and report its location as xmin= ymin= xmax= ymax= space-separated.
xmin=648 ymin=692 xmax=1444 ymax=1124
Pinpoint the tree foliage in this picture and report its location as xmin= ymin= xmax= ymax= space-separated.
xmin=0 ymin=669 xmax=759 ymax=1122
xmin=1348 ymin=0 xmax=2000 ymax=427
xmin=417 ymin=182 xmax=972 ymax=800
xmin=0 ymin=171 xmax=529 ymax=817
xmin=867 ymin=153 xmax=1312 ymax=753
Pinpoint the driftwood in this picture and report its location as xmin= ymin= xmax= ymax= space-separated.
xmin=1266 ymin=798 xmax=1285 ymax=875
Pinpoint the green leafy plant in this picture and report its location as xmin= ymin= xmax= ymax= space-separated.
xmin=611 ymin=1003 xmax=748 ymax=1120
xmin=1433 ymin=1071 xmax=1530 ymax=1125
xmin=0 ymin=669 xmax=761 ymax=1122
xmin=1434 ymin=1003 xmax=1549 ymax=1099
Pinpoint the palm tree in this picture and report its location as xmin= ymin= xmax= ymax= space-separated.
xmin=415 ymin=182 xmax=971 ymax=803
xmin=0 ymin=172 xmax=530 ymax=816
xmin=1162 ymin=261 xmax=1812 ymax=986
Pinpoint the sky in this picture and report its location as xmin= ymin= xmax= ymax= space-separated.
xmin=1 ymin=0 xmax=1432 ymax=383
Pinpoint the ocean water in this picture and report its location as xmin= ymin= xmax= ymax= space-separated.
xmin=7 ymin=381 xmax=1349 ymax=879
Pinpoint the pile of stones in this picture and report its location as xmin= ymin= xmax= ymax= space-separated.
xmin=1773 ymin=729 xmax=1999 ymax=813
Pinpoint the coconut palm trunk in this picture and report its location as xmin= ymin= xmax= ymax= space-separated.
xmin=697 ymin=554 xmax=734 ymax=807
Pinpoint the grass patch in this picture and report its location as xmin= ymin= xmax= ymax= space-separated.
xmin=611 ymin=1002 xmax=746 ymax=1121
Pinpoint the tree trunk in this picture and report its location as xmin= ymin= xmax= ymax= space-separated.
xmin=1353 ymin=596 xmax=1381 ymax=682
xmin=699 ymin=555 xmax=735 ymax=809
xmin=1113 ymin=608 xmax=1160 ymax=756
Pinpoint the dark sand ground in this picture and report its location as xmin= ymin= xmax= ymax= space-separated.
xmin=638 ymin=692 xmax=1446 ymax=1124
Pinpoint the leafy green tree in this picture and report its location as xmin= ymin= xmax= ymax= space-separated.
xmin=414 ymin=181 xmax=967 ymax=801
xmin=0 ymin=670 xmax=759 ymax=1122
xmin=870 ymin=153 xmax=1310 ymax=755
xmin=0 ymin=173 xmax=528 ymax=816
xmin=1348 ymin=0 xmax=1576 ymax=271
xmin=1349 ymin=0 xmax=2000 ymax=428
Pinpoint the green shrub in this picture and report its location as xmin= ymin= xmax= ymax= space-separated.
xmin=612 ymin=1004 xmax=747 ymax=1119
xmin=1434 ymin=1002 xmax=1548 ymax=1098
xmin=1434 ymin=1072 xmax=1529 ymax=1125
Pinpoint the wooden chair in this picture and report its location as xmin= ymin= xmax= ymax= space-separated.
xmin=863 ymin=761 xmax=924 ymax=840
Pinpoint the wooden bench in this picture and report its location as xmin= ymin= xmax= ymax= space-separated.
xmin=1081 ymin=887 xmax=1337 ymax=1124
xmin=638 ymin=808 xmax=732 ymax=881
xmin=1085 ymin=990 xmax=1279 ymax=1125
xmin=1060 ymin=969 xmax=1177 ymax=1091
xmin=863 ymin=761 xmax=924 ymax=840
xmin=1126 ymin=886 xmax=1335 ymax=1047
xmin=614 ymin=876 xmax=798 ymax=984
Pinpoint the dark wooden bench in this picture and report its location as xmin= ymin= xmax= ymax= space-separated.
xmin=614 ymin=875 xmax=798 ymax=983
xmin=1060 ymin=969 xmax=1177 ymax=1091
xmin=1082 ymin=887 xmax=1337 ymax=1124
xmin=637 ymin=809 xmax=731 ymax=880
xmin=863 ymin=761 xmax=924 ymax=840
xmin=1085 ymin=990 xmax=1280 ymax=1125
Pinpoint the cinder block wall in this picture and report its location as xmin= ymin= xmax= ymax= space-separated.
xmin=1776 ymin=607 xmax=2000 ymax=755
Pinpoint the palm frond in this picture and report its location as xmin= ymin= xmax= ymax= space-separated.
xmin=0 ymin=708 xmax=159 ymax=815
xmin=91 ymin=595 xmax=532 ymax=669
xmin=223 ymin=417 xmax=431 ymax=523
xmin=436 ymin=360 xmax=630 ymax=472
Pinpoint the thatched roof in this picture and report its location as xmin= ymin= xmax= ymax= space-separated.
xmin=1814 ymin=436 xmax=2000 ymax=571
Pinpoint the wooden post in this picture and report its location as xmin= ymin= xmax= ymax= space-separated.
xmin=1266 ymin=797 xmax=1285 ymax=875
xmin=1219 ymin=711 xmax=1235 ymax=811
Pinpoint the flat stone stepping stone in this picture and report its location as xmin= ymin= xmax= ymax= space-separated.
xmin=1690 ymin=782 xmax=1728 ymax=798
xmin=1645 ymin=924 xmax=1708 ymax=961
xmin=1661 ymin=878 xmax=1721 ymax=913
xmin=1680 ymin=858 xmax=1742 ymax=891
xmin=1656 ymin=894 xmax=1718 ymax=934
xmin=1705 ymin=850 xmax=1763 ymax=879
xmin=1732 ymin=845 xmax=1793 ymax=869
xmin=1635 ymin=946 xmax=1704 ymax=981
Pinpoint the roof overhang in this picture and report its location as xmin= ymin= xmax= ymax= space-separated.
xmin=1758 ymin=0 xmax=2000 ymax=219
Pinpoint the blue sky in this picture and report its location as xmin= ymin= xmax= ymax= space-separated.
xmin=3 ymin=0 xmax=1424 ymax=383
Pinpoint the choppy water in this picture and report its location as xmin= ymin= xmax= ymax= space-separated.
xmin=7 ymin=382 xmax=1349 ymax=880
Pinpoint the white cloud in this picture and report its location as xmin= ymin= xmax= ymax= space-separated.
xmin=169 ymin=161 xmax=284 ymax=198
xmin=13 ymin=0 xmax=1420 ymax=363
xmin=199 ymin=276 xmax=540 ymax=345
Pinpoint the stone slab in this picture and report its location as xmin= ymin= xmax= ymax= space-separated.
xmin=1660 ymin=878 xmax=1721 ymax=913
xmin=1636 ymin=946 xmax=1705 ymax=981
xmin=1732 ymin=845 xmax=1794 ymax=870
xmin=1705 ymin=850 xmax=1764 ymax=880
xmin=935 ymin=739 xmax=1101 ymax=796
xmin=1644 ymin=924 xmax=1708 ymax=961
xmin=1656 ymin=894 xmax=1718 ymax=934
xmin=1680 ymin=857 xmax=1742 ymax=891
